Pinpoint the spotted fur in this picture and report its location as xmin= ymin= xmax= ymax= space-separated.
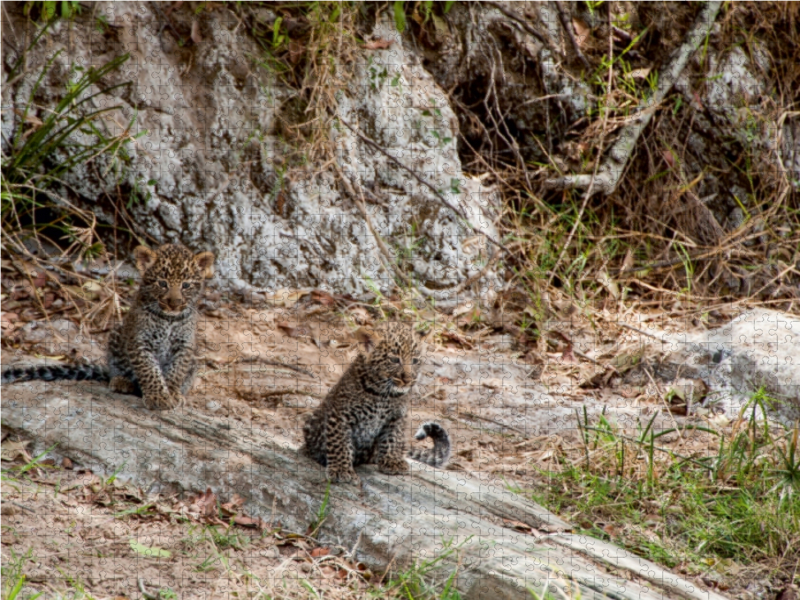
xmin=2 ymin=244 xmax=214 ymax=410
xmin=300 ymin=321 xmax=450 ymax=484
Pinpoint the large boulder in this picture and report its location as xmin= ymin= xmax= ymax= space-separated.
xmin=1 ymin=3 xmax=500 ymax=299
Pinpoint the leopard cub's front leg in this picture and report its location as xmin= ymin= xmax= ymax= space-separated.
xmin=375 ymin=414 xmax=410 ymax=475
xmin=130 ymin=345 xmax=179 ymax=410
xmin=325 ymin=415 xmax=360 ymax=484
xmin=163 ymin=340 xmax=196 ymax=402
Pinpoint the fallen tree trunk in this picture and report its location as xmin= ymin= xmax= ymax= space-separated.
xmin=2 ymin=382 xmax=728 ymax=600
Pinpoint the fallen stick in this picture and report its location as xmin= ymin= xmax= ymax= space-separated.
xmin=545 ymin=1 xmax=723 ymax=196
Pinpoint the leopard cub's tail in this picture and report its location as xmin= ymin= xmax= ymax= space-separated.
xmin=408 ymin=422 xmax=451 ymax=468
xmin=2 ymin=364 xmax=109 ymax=385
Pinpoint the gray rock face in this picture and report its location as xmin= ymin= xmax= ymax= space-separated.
xmin=2 ymin=3 xmax=500 ymax=298
xmin=664 ymin=309 xmax=800 ymax=422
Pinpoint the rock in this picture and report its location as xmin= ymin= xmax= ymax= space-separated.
xmin=664 ymin=309 xmax=800 ymax=422
xmin=1 ymin=2 xmax=500 ymax=299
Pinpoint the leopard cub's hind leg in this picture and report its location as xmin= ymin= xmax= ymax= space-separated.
xmin=109 ymin=376 xmax=136 ymax=394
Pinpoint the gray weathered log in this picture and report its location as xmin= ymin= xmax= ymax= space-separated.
xmin=2 ymin=383 xmax=729 ymax=600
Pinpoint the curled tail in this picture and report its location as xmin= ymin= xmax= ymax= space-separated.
xmin=408 ymin=422 xmax=451 ymax=468
xmin=2 ymin=364 xmax=109 ymax=385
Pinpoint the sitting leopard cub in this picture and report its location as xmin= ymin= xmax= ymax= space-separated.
xmin=300 ymin=321 xmax=451 ymax=484
xmin=2 ymin=244 xmax=214 ymax=410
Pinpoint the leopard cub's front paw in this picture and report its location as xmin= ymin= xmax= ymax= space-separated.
xmin=326 ymin=464 xmax=360 ymax=485
xmin=143 ymin=388 xmax=180 ymax=410
xmin=378 ymin=455 xmax=410 ymax=476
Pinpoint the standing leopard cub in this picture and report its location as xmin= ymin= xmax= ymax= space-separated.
xmin=2 ymin=244 xmax=214 ymax=410
xmin=300 ymin=321 xmax=451 ymax=484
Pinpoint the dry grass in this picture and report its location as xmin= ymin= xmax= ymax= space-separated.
xmin=429 ymin=1 xmax=800 ymax=317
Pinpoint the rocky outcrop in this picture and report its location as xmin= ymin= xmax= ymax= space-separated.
xmin=1 ymin=3 xmax=500 ymax=299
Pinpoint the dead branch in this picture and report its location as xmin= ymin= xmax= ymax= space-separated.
xmin=554 ymin=0 xmax=591 ymax=69
xmin=545 ymin=1 xmax=723 ymax=196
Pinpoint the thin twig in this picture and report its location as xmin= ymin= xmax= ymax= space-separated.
xmin=617 ymin=322 xmax=666 ymax=343
xmin=546 ymin=5 xmax=615 ymax=289
xmin=138 ymin=578 xmax=158 ymax=600
xmin=461 ymin=411 xmax=526 ymax=435
xmin=554 ymin=0 xmax=591 ymax=69
xmin=8 ymin=501 xmax=36 ymax=514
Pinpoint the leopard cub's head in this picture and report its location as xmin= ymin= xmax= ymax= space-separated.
xmin=358 ymin=321 xmax=426 ymax=395
xmin=133 ymin=244 xmax=215 ymax=315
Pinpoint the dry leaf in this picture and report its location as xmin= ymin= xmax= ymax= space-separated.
xmin=1 ymin=440 xmax=32 ymax=462
xmin=233 ymin=514 xmax=266 ymax=529
xmin=265 ymin=289 xmax=308 ymax=307
xmin=596 ymin=269 xmax=619 ymax=299
xmin=452 ymin=303 xmax=474 ymax=318
xmin=220 ymin=494 xmax=245 ymax=514
xmin=310 ymin=547 xmax=331 ymax=558
xmin=572 ymin=18 xmax=590 ymax=48
xmin=288 ymin=40 xmax=305 ymax=64
xmin=662 ymin=149 xmax=676 ymax=168
xmin=311 ymin=290 xmax=336 ymax=306
xmin=364 ymin=39 xmax=393 ymax=50
xmin=627 ymin=67 xmax=651 ymax=79
xmin=1 ymin=312 xmax=20 ymax=331
xmin=561 ymin=343 xmax=576 ymax=363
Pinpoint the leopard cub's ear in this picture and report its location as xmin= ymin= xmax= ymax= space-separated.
xmin=353 ymin=327 xmax=382 ymax=353
xmin=194 ymin=251 xmax=215 ymax=279
xmin=133 ymin=246 xmax=158 ymax=274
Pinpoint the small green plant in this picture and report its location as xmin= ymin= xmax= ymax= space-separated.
xmin=2 ymin=548 xmax=43 ymax=600
xmin=2 ymin=46 xmax=138 ymax=271
xmin=393 ymin=1 xmax=456 ymax=32
xmin=23 ymin=1 xmax=80 ymax=21
xmin=206 ymin=525 xmax=249 ymax=551
xmin=378 ymin=536 xmax=470 ymax=599
xmin=6 ymin=443 xmax=59 ymax=477
xmin=393 ymin=1 xmax=407 ymax=33
xmin=114 ymin=502 xmax=158 ymax=519
xmin=308 ymin=483 xmax=331 ymax=536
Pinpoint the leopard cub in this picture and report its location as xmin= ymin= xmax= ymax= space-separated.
xmin=300 ymin=322 xmax=451 ymax=484
xmin=2 ymin=243 xmax=214 ymax=411
xmin=107 ymin=243 xmax=214 ymax=409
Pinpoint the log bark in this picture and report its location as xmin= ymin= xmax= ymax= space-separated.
xmin=2 ymin=382 xmax=728 ymax=600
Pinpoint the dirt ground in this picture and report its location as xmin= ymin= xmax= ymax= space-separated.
xmin=1 ymin=287 xmax=740 ymax=599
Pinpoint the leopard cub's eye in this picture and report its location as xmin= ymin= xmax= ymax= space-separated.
xmin=158 ymin=280 xmax=168 ymax=289
xmin=389 ymin=357 xmax=401 ymax=364
xmin=412 ymin=358 xmax=420 ymax=365
xmin=182 ymin=282 xmax=191 ymax=289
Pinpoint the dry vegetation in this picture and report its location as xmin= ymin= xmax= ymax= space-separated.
xmin=2 ymin=1 xmax=800 ymax=599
